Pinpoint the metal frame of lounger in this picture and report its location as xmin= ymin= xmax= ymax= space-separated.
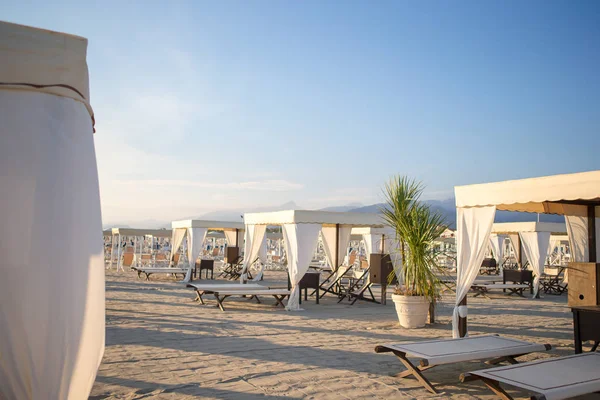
xmin=211 ymin=289 xmax=290 ymax=311
xmin=338 ymin=268 xmax=378 ymax=305
xmin=460 ymin=353 xmax=600 ymax=400
xmin=187 ymin=283 xmax=265 ymax=303
xmin=375 ymin=335 xmax=551 ymax=394
xmin=318 ymin=265 xmax=352 ymax=299
xmin=218 ymin=256 xmax=244 ymax=279
xmin=472 ymin=284 xmax=531 ymax=299
xmin=132 ymin=266 xmax=188 ymax=281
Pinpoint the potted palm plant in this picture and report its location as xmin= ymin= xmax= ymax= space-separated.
xmin=381 ymin=176 xmax=448 ymax=328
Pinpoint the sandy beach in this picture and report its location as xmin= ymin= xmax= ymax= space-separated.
xmin=89 ymin=270 xmax=593 ymax=400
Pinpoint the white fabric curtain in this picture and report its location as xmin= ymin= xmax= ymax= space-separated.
xmin=321 ymin=225 xmax=352 ymax=270
xmin=170 ymin=228 xmax=186 ymax=266
xmin=283 ymin=223 xmax=322 ymax=311
xmin=519 ymin=231 xmax=551 ymax=298
xmin=243 ymin=225 xmax=254 ymax=257
xmin=489 ymin=234 xmax=504 ymax=266
xmin=252 ymin=239 xmax=269 ymax=281
xmin=0 ymin=90 xmax=104 ymax=398
xmin=240 ymin=224 xmax=266 ymax=282
xmin=182 ymin=227 xmax=208 ymax=282
xmin=453 ymin=206 xmax=496 ymax=338
xmin=224 ymin=230 xmax=237 ymax=248
xmin=507 ymin=234 xmax=520 ymax=266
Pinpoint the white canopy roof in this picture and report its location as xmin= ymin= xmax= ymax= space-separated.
xmin=350 ymin=226 xmax=395 ymax=236
xmin=171 ymin=219 xmax=244 ymax=231
xmin=244 ymin=210 xmax=384 ymax=227
xmin=455 ymin=170 xmax=600 ymax=215
xmin=491 ymin=222 xmax=567 ymax=235
xmin=111 ymin=228 xmax=172 ymax=238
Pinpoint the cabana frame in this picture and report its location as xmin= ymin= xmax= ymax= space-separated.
xmin=453 ymin=170 xmax=600 ymax=338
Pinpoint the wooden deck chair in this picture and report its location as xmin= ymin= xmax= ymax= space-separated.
xmin=461 ymin=353 xmax=600 ymax=400
xmin=218 ymin=255 xmax=243 ymax=279
xmin=339 ymin=268 xmax=377 ymax=305
xmin=133 ymin=266 xmax=188 ymax=281
xmin=540 ymin=266 xmax=567 ymax=295
xmin=376 ymin=335 xmax=551 ymax=394
xmin=318 ymin=264 xmax=352 ymax=299
xmin=122 ymin=253 xmax=135 ymax=269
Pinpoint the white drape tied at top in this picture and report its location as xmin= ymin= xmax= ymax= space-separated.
xmin=183 ymin=227 xmax=208 ymax=282
xmin=0 ymin=21 xmax=103 ymax=399
xmin=170 ymin=228 xmax=186 ymax=266
xmin=283 ymin=223 xmax=322 ymax=311
xmin=519 ymin=231 xmax=551 ymax=298
xmin=453 ymin=206 xmax=496 ymax=338
xmin=321 ymin=225 xmax=352 ymax=270
xmin=240 ymin=224 xmax=267 ymax=282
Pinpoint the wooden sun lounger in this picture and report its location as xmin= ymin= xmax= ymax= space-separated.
xmin=472 ymin=283 xmax=531 ymax=298
xmin=461 ymin=353 xmax=600 ymax=400
xmin=132 ymin=266 xmax=188 ymax=280
xmin=187 ymin=282 xmax=265 ymax=303
xmin=375 ymin=335 xmax=551 ymax=394
xmin=210 ymin=289 xmax=291 ymax=311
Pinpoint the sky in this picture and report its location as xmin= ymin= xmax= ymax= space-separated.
xmin=2 ymin=1 xmax=600 ymax=225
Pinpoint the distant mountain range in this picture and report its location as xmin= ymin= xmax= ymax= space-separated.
xmin=104 ymin=198 xmax=563 ymax=230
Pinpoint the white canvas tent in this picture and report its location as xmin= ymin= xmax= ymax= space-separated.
xmin=453 ymin=170 xmax=600 ymax=338
xmin=170 ymin=220 xmax=245 ymax=282
xmin=243 ymin=210 xmax=386 ymax=310
xmin=110 ymin=227 xmax=172 ymax=270
xmin=490 ymin=222 xmax=567 ymax=297
xmin=0 ymin=21 xmax=103 ymax=399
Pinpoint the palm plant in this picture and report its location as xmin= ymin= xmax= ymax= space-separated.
xmin=380 ymin=175 xmax=448 ymax=304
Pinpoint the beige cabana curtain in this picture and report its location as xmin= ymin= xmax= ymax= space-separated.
xmin=170 ymin=228 xmax=187 ymax=266
xmin=183 ymin=227 xmax=208 ymax=282
xmin=283 ymin=223 xmax=322 ymax=311
xmin=453 ymin=206 xmax=496 ymax=338
xmin=0 ymin=21 xmax=103 ymax=399
xmin=519 ymin=231 xmax=551 ymax=298
xmin=321 ymin=225 xmax=352 ymax=270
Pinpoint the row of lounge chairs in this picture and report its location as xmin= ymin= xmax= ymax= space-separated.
xmin=376 ymin=334 xmax=600 ymax=399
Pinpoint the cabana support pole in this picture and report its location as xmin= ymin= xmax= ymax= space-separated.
xmin=335 ymin=224 xmax=340 ymax=270
xmin=458 ymin=297 xmax=467 ymax=337
xmin=588 ymin=206 xmax=597 ymax=263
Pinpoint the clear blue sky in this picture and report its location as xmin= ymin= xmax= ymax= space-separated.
xmin=3 ymin=1 xmax=599 ymax=224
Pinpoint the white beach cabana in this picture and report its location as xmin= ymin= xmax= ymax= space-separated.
xmin=490 ymin=221 xmax=567 ymax=267
xmin=170 ymin=220 xmax=245 ymax=281
xmin=243 ymin=210 xmax=388 ymax=310
xmin=110 ymin=227 xmax=173 ymax=269
xmin=0 ymin=21 xmax=103 ymax=399
xmin=489 ymin=221 xmax=567 ymax=296
xmin=453 ymin=170 xmax=600 ymax=337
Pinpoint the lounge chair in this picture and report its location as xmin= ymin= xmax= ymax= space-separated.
xmin=503 ymin=269 xmax=534 ymax=295
xmin=210 ymin=289 xmax=290 ymax=311
xmin=186 ymin=282 xmax=289 ymax=311
xmin=132 ymin=266 xmax=188 ymax=280
xmin=318 ymin=264 xmax=352 ymax=299
xmin=338 ymin=268 xmax=377 ymax=305
xmin=540 ymin=266 xmax=567 ymax=295
xmin=471 ymin=283 xmax=531 ymax=298
xmin=461 ymin=353 xmax=600 ymax=400
xmin=375 ymin=335 xmax=551 ymax=394
xmin=187 ymin=282 xmax=265 ymax=303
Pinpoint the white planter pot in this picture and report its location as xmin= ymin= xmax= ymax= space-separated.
xmin=392 ymin=294 xmax=430 ymax=328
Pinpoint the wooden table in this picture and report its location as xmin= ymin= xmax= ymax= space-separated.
xmin=572 ymin=306 xmax=600 ymax=353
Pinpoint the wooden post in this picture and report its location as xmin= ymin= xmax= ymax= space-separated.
xmin=588 ymin=206 xmax=598 ymax=306
xmin=517 ymin=234 xmax=522 ymax=268
xmin=235 ymin=228 xmax=239 ymax=247
xmin=381 ymin=234 xmax=387 ymax=305
xmin=458 ymin=296 xmax=467 ymax=337
xmin=334 ymin=224 xmax=340 ymax=271
xmin=429 ymin=303 xmax=435 ymax=324
xmin=589 ymin=206 xmax=597 ymax=263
